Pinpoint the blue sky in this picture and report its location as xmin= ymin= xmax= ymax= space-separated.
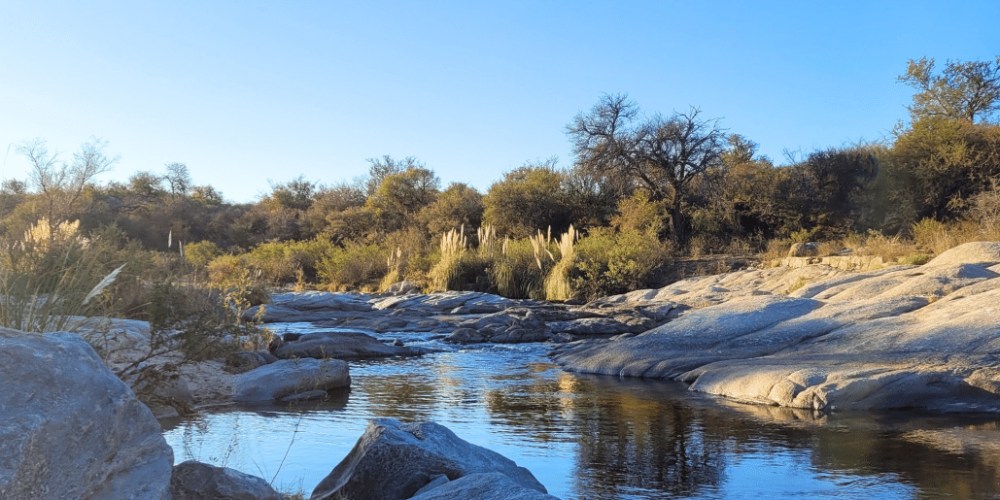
xmin=2 ymin=1 xmax=997 ymax=203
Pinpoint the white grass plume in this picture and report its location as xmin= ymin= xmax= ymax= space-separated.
xmin=83 ymin=264 xmax=126 ymax=305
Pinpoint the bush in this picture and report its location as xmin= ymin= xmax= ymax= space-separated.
xmin=571 ymin=228 xmax=672 ymax=300
xmin=318 ymin=243 xmax=387 ymax=291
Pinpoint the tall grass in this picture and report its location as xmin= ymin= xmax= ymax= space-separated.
xmin=0 ymin=219 xmax=121 ymax=333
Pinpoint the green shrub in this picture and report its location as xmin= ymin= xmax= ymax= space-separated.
xmin=571 ymin=227 xmax=672 ymax=300
xmin=318 ymin=243 xmax=387 ymax=291
xmin=489 ymin=238 xmax=547 ymax=299
xmin=185 ymin=240 xmax=223 ymax=268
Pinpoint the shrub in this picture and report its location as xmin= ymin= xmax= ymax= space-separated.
xmin=571 ymin=227 xmax=672 ymax=300
xmin=318 ymin=243 xmax=387 ymax=291
xmin=489 ymin=238 xmax=548 ymax=299
xmin=185 ymin=240 xmax=223 ymax=268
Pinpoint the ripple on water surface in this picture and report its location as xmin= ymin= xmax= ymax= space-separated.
xmin=161 ymin=330 xmax=1000 ymax=499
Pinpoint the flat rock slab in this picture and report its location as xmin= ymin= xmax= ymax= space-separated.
xmin=552 ymin=257 xmax=1000 ymax=412
xmin=274 ymin=330 xmax=429 ymax=360
xmin=234 ymin=358 xmax=350 ymax=402
xmin=311 ymin=418 xmax=548 ymax=500
xmin=0 ymin=328 xmax=173 ymax=500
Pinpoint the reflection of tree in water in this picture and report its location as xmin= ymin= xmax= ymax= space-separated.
xmin=356 ymin=374 xmax=443 ymax=421
xmin=567 ymin=377 xmax=726 ymax=499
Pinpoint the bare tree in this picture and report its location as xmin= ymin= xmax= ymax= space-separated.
xmin=164 ymin=162 xmax=191 ymax=199
xmin=17 ymin=137 xmax=118 ymax=224
xmin=567 ymin=94 xmax=727 ymax=239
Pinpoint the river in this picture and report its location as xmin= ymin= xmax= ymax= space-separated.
xmin=160 ymin=323 xmax=1000 ymax=499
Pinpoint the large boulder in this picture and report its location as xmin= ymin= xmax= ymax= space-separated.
xmin=310 ymin=418 xmax=548 ymax=500
xmin=0 ymin=328 xmax=173 ymax=500
xmin=170 ymin=460 xmax=284 ymax=500
xmin=273 ymin=330 xmax=428 ymax=360
xmin=233 ymin=358 xmax=350 ymax=402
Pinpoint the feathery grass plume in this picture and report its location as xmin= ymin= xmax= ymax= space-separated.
xmin=168 ymin=229 xmax=172 ymax=249
xmin=429 ymin=227 xmax=471 ymax=291
xmin=477 ymin=224 xmax=498 ymax=257
xmin=545 ymin=225 xmax=579 ymax=301
xmin=1 ymin=218 xmax=114 ymax=332
xmin=83 ymin=264 xmax=126 ymax=305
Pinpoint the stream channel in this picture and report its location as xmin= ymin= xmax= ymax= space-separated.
xmin=161 ymin=322 xmax=1000 ymax=499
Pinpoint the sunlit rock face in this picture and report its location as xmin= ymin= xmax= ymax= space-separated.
xmin=0 ymin=328 xmax=173 ymax=500
xmin=552 ymin=242 xmax=1000 ymax=413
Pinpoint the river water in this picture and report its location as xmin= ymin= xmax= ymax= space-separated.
xmin=161 ymin=323 xmax=1000 ymax=499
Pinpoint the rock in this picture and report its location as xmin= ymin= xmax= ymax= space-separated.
xmin=0 ymin=328 xmax=173 ymax=500
xmin=382 ymin=280 xmax=422 ymax=295
xmin=273 ymin=330 xmax=428 ymax=360
xmin=245 ymin=291 xmax=373 ymax=322
xmin=170 ymin=460 xmax=284 ymax=500
xmin=233 ymin=358 xmax=350 ymax=402
xmin=552 ymin=253 xmax=1000 ymax=412
xmin=445 ymin=327 xmax=488 ymax=344
xmin=310 ymin=418 xmax=548 ymax=500
xmin=926 ymin=241 xmax=1000 ymax=266
xmin=788 ymin=242 xmax=819 ymax=257
xmin=409 ymin=472 xmax=561 ymax=500
xmin=229 ymin=350 xmax=272 ymax=371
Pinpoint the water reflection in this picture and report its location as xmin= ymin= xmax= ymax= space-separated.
xmin=162 ymin=344 xmax=1000 ymax=499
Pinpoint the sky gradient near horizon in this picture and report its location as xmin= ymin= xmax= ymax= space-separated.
xmin=2 ymin=1 xmax=998 ymax=203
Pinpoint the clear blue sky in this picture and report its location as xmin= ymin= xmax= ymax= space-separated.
xmin=2 ymin=0 xmax=997 ymax=203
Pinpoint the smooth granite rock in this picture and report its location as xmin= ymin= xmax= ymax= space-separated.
xmin=0 ymin=328 xmax=173 ymax=500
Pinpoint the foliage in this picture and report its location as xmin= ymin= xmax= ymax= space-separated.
xmin=571 ymin=227 xmax=672 ymax=300
xmin=318 ymin=243 xmax=388 ymax=291
xmin=567 ymin=94 xmax=728 ymax=241
xmin=482 ymin=159 xmax=573 ymax=239
xmin=0 ymin=218 xmax=121 ymax=332
xmin=898 ymin=56 xmax=1000 ymax=123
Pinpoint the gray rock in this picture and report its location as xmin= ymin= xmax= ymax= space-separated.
xmin=310 ymin=418 xmax=548 ymax=500
xmin=273 ymin=330 xmax=427 ymax=360
xmin=233 ymin=358 xmax=350 ymax=402
xmin=0 ymin=328 xmax=173 ymax=500
xmin=788 ymin=242 xmax=819 ymax=257
xmin=444 ymin=327 xmax=488 ymax=344
xmin=409 ymin=472 xmax=561 ymax=500
xmin=553 ymin=253 xmax=1000 ymax=412
xmin=926 ymin=241 xmax=1000 ymax=266
xmin=170 ymin=460 xmax=284 ymax=500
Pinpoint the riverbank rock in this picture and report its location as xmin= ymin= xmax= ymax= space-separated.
xmin=170 ymin=460 xmax=284 ymax=500
xmin=310 ymin=418 xmax=548 ymax=500
xmin=552 ymin=249 xmax=1000 ymax=413
xmin=233 ymin=358 xmax=350 ymax=402
xmin=409 ymin=472 xmax=560 ymax=500
xmin=274 ymin=330 xmax=430 ymax=359
xmin=0 ymin=328 xmax=173 ymax=500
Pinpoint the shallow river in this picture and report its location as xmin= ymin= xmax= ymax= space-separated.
xmin=161 ymin=323 xmax=1000 ymax=499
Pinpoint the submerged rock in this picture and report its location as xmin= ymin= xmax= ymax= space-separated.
xmin=310 ymin=418 xmax=548 ymax=500
xmin=0 ymin=328 xmax=173 ymax=500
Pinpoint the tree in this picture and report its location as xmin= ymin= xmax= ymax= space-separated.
xmin=898 ymin=56 xmax=1000 ymax=123
xmin=164 ymin=162 xmax=192 ymax=199
xmin=567 ymin=94 xmax=727 ymax=240
xmin=482 ymin=159 xmax=572 ymax=239
xmin=419 ymin=182 xmax=483 ymax=236
xmin=365 ymin=167 xmax=440 ymax=234
xmin=365 ymin=155 xmax=425 ymax=196
xmin=16 ymin=137 xmax=118 ymax=225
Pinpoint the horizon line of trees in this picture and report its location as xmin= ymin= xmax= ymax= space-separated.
xmin=2 ymin=55 xmax=999 ymax=294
